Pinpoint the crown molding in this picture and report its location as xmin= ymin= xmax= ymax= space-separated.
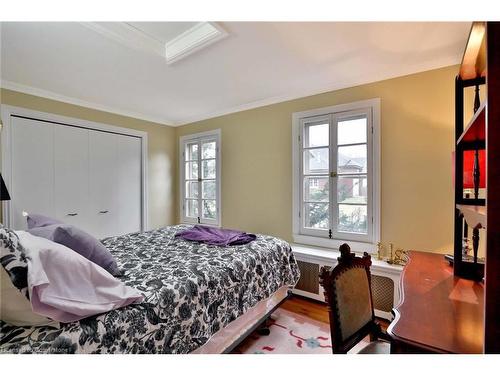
xmin=165 ymin=22 xmax=227 ymax=65
xmin=80 ymin=22 xmax=228 ymax=65
xmin=177 ymin=58 xmax=460 ymax=125
xmin=0 ymin=81 xmax=175 ymax=126
xmin=1 ymin=60 xmax=459 ymax=128
xmin=80 ymin=22 xmax=165 ymax=58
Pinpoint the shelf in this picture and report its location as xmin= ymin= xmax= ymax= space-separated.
xmin=457 ymin=102 xmax=486 ymax=145
xmin=459 ymin=22 xmax=487 ymax=80
xmin=457 ymin=204 xmax=486 ymax=229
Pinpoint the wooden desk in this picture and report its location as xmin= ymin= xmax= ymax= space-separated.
xmin=387 ymin=251 xmax=484 ymax=353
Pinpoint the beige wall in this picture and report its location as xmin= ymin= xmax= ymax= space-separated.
xmin=0 ymin=89 xmax=176 ymax=229
xmin=177 ymin=65 xmax=463 ymax=254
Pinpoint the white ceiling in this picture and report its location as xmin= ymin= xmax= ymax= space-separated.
xmin=0 ymin=22 xmax=470 ymax=126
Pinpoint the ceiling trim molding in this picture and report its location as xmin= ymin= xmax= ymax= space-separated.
xmin=177 ymin=59 xmax=460 ymax=125
xmin=0 ymin=80 xmax=175 ymax=126
xmin=80 ymin=22 xmax=165 ymax=58
xmin=80 ymin=22 xmax=228 ymax=64
xmin=165 ymin=22 xmax=228 ymax=65
xmin=1 ymin=61 xmax=459 ymax=128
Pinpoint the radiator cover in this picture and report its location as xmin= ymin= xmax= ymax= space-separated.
xmin=294 ymin=259 xmax=398 ymax=319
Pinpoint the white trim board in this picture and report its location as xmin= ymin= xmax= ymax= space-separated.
xmin=0 ymin=104 xmax=149 ymax=232
xmin=1 ymin=81 xmax=174 ymax=127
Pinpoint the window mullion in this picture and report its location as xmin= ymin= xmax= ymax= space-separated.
xmin=197 ymin=140 xmax=202 ymax=224
xmin=330 ymin=114 xmax=338 ymax=238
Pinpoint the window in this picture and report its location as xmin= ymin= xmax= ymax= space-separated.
xmin=180 ymin=130 xmax=221 ymax=226
xmin=292 ymin=99 xmax=380 ymax=251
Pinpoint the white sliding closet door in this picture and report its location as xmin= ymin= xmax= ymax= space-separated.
xmin=10 ymin=117 xmax=55 ymax=230
xmin=4 ymin=108 xmax=145 ymax=237
xmin=54 ymin=125 xmax=90 ymax=231
xmin=115 ymin=135 xmax=142 ymax=236
xmin=89 ymin=131 xmax=118 ymax=239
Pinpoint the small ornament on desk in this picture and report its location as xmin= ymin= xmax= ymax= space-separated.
xmin=381 ymin=242 xmax=409 ymax=266
xmin=376 ymin=242 xmax=385 ymax=260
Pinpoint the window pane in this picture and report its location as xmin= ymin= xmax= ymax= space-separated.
xmin=338 ymin=117 xmax=367 ymax=145
xmin=338 ymin=145 xmax=367 ymax=174
xmin=304 ymin=121 xmax=329 ymax=148
xmin=185 ymin=143 xmax=198 ymax=161
xmin=304 ymin=148 xmax=328 ymax=174
xmin=338 ymin=204 xmax=367 ymax=234
xmin=185 ymin=181 xmax=199 ymax=199
xmin=202 ymin=141 xmax=216 ymax=159
xmin=185 ymin=161 xmax=198 ymax=179
xmin=202 ymin=160 xmax=216 ymax=179
xmin=304 ymin=177 xmax=329 ymax=202
xmin=202 ymin=180 xmax=216 ymax=199
xmin=304 ymin=203 xmax=329 ymax=229
xmin=337 ymin=176 xmax=367 ymax=204
xmin=185 ymin=199 xmax=198 ymax=218
xmin=202 ymin=200 xmax=217 ymax=219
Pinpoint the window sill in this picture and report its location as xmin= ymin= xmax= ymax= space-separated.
xmin=291 ymin=242 xmax=403 ymax=275
xmin=180 ymin=220 xmax=221 ymax=228
xmin=292 ymin=233 xmax=377 ymax=254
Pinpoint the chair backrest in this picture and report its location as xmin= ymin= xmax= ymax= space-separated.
xmin=319 ymin=243 xmax=376 ymax=353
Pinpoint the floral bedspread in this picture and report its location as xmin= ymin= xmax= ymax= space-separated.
xmin=0 ymin=225 xmax=299 ymax=354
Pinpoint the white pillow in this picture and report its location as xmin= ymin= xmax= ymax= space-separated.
xmin=17 ymin=231 xmax=143 ymax=323
xmin=0 ymin=266 xmax=59 ymax=327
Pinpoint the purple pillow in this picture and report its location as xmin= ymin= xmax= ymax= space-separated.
xmin=28 ymin=224 xmax=122 ymax=276
xmin=27 ymin=214 xmax=64 ymax=230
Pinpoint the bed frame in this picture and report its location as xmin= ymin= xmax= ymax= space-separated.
xmin=221 ymin=290 xmax=292 ymax=353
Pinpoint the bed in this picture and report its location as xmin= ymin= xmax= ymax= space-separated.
xmin=0 ymin=225 xmax=300 ymax=354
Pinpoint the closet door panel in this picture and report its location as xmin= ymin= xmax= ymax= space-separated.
xmin=89 ymin=131 xmax=118 ymax=239
xmin=10 ymin=117 xmax=55 ymax=230
xmin=116 ymin=135 xmax=142 ymax=235
xmin=54 ymin=125 xmax=90 ymax=231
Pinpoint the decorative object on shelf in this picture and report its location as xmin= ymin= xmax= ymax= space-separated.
xmin=0 ymin=173 xmax=11 ymax=201
xmin=462 ymin=237 xmax=471 ymax=258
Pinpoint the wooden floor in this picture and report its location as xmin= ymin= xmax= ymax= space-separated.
xmin=280 ymin=295 xmax=389 ymax=330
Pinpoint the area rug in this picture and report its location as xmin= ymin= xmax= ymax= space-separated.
xmin=233 ymin=308 xmax=333 ymax=354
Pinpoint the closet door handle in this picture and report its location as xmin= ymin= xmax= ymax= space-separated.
xmin=99 ymin=210 xmax=109 ymax=214
xmin=67 ymin=213 xmax=78 ymax=217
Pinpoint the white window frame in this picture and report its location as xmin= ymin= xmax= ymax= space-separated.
xmin=179 ymin=129 xmax=221 ymax=227
xmin=292 ymin=99 xmax=380 ymax=253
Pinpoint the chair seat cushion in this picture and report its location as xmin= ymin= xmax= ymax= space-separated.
xmin=357 ymin=341 xmax=391 ymax=354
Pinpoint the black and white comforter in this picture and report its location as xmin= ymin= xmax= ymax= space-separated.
xmin=0 ymin=225 xmax=299 ymax=354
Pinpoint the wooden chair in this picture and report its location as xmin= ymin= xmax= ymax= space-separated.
xmin=319 ymin=243 xmax=391 ymax=354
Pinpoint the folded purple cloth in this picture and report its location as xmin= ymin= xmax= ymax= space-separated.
xmin=175 ymin=225 xmax=256 ymax=246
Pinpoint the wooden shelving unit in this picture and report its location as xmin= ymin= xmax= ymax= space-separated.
xmin=454 ymin=22 xmax=487 ymax=281
xmin=454 ymin=22 xmax=500 ymax=353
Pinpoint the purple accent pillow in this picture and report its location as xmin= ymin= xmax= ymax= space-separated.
xmin=27 ymin=214 xmax=64 ymax=230
xmin=28 ymin=224 xmax=122 ymax=276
